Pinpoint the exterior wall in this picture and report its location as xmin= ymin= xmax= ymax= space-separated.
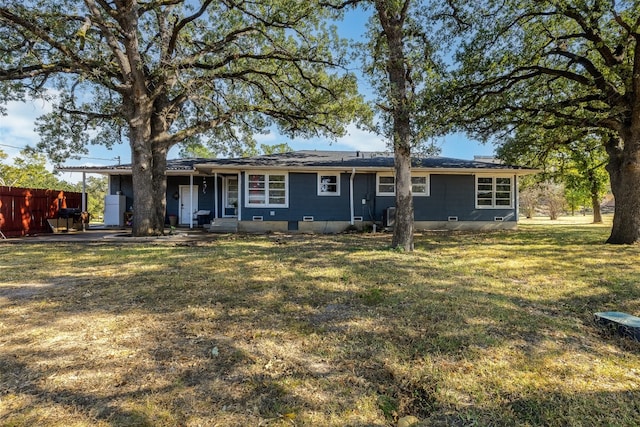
xmin=108 ymin=175 xmax=134 ymax=212
xmin=240 ymin=172 xmax=355 ymax=222
xmin=416 ymin=174 xmax=517 ymax=222
xmin=113 ymin=171 xmax=519 ymax=230
xmin=111 ymin=175 xmax=217 ymax=225
xmin=166 ymin=176 xmax=216 ymax=224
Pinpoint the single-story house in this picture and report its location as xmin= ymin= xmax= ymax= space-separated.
xmin=59 ymin=150 xmax=537 ymax=233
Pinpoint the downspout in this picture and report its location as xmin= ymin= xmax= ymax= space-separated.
xmin=189 ymin=174 xmax=194 ymax=229
xmin=350 ymin=168 xmax=356 ymax=225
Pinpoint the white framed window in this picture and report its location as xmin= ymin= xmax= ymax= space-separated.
xmin=317 ymin=173 xmax=340 ymax=196
xmin=246 ymin=172 xmax=288 ymax=208
xmin=476 ymin=176 xmax=513 ymax=208
xmin=377 ymin=173 xmax=430 ymax=196
xmin=411 ymin=175 xmax=430 ymax=196
xmin=377 ymin=174 xmax=396 ymax=196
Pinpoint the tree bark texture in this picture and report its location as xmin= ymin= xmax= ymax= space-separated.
xmin=393 ymin=144 xmax=414 ymax=251
xmin=375 ymin=0 xmax=415 ymax=251
xmin=606 ymin=134 xmax=640 ymax=243
xmin=590 ymin=179 xmax=603 ymax=224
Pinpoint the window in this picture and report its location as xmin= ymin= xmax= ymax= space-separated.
xmin=411 ymin=175 xmax=429 ymax=196
xmin=318 ymin=173 xmax=340 ymax=196
xmin=377 ymin=174 xmax=395 ymax=196
xmin=246 ymin=172 xmax=288 ymax=207
xmin=476 ymin=176 xmax=513 ymax=208
xmin=377 ymin=173 xmax=430 ymax=196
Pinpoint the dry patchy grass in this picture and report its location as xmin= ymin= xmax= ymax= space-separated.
xmin=1 ymin=218 xmax=640 ymax=426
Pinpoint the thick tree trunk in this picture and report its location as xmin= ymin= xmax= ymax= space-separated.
xmin=375 ymin=0 xmax=415 ymax=251
xmin=131 ymin=133 xmax=160 ymax=236
xmin=129 ymin=109 xmax=167 ymax=237
xmin=605 ymin=134 xmax=640 ymax=243
xmin=393 ymin=144 xmax=414 ymax=250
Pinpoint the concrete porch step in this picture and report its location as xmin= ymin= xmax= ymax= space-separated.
xmin=207 ymin=218 xmax=238 ymax=233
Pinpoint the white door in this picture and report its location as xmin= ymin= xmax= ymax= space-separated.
xmin=179 ymin=185 xmax=198 ymax=225
xmin=223 ymin=176 xmax=238 ymax=217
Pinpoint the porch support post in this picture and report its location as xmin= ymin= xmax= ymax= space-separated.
xmin=81 ymin=172 xmax=87 ymax=212
xmin=189 ymin=174 xmax=194 ymax=229
xmin=237 ymin=172 xmax=241 ymax=221
xmin=214 ymin=172 xmax=218 ymax=219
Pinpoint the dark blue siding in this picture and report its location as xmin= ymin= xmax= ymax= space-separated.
xmin=419 ymin=174 xmax=516 ymax=221
xmin=108 ymin=175 xmax=133 ymax=212
xmin=166 ymin=176 xmax=216 ymax=220
xmin=111 ymin=175 xmax=217 ymax=223
xmin=116 ymin=172 xmax=517 ymax=224
xmin=241 ymin=172 xmax=353 ymax=221
xmin=239 ymin=172 xmax=516 ymax=222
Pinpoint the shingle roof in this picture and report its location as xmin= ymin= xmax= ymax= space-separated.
xmin=195 ymin=150 xmax=531 ymax=171
xmin=58 ymin=150 xmax=535 ymax=173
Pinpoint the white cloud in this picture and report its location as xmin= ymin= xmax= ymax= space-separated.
xmin=285 ymin=124 xmax=388 ymax=153
xmin=333 ymin=124 xmax=388 ymax=152
xmin=0 ymin=98 xmax=55 ymax=165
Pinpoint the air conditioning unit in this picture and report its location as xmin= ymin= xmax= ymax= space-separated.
xmin=383 ymin=207 xmax=396 ymax=227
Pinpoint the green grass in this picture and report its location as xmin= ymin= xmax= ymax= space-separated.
xmin=1 ymin=217 xmax=640 ymax=426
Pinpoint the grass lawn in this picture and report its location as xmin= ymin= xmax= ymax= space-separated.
xmin=1 ymin=216 xmax=640 ymax=426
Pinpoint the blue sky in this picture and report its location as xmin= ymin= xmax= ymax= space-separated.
xmin=0 ymin=8 xmax=495 ymax=182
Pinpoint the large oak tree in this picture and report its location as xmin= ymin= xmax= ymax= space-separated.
xmin=354 ymin=0 xmax=443 ymax=251
xmin=0 ymin=0 xmax=364 ymax=236
xmin=444 ymin=0 xmax=640 ymax=243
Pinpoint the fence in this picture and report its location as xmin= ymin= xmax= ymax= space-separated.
xmin=0 ymin=187 xmax=83 ymax=237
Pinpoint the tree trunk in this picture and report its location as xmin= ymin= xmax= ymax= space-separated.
xmin=605 ymin=134 xmax=640 ymax=243
xmin=393 ymin=144 xmax=414 ymax=251
xmin=131 ymin=133 xmax=159 ymax=236
xmin=591 ymin=190 xmax=603 ymax=224
xmin=129 ymin=108 xmax=167 ymax=237
xmin=375 ymin=0 xmax=414 ymax=251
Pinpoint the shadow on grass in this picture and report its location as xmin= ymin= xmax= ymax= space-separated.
xmin=1 ymin=225 xmax=640 ymax=425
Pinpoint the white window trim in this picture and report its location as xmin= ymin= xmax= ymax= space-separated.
xmin=317 ymin=173 xmax=341 ymax=196
xmin=245 ymin=171 xmax=289 ymax=208
xmin=376 ymin=173 xmax=396 ymax=196
xmin=376 ymin=173 xmax=430 ymax=197
xmin=411 ymin=173 xmax=430 ymax=197
xmin=475 ymin=175 xmax=514 ymax=209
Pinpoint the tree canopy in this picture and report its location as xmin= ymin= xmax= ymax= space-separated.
xmin=0 ymin=148 xmax=74 ymax=190
xmin=0 ymin=0 xmax=366 ymax=236
xmin=444 ymin=0 xmax=640 ymax=243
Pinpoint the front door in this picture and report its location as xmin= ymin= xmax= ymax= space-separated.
xmin=223 ymin=176 xmax=238 ymax=217
xmin=179 ymin=185 xmax=198 ymax=225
